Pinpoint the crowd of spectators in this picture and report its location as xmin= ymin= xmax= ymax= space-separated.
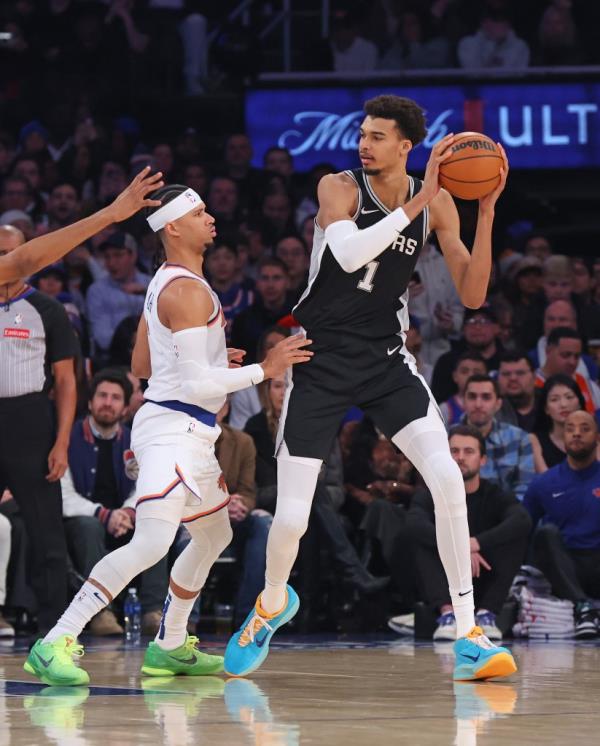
xmin=0 ymin=0 xmax=600 ymax=643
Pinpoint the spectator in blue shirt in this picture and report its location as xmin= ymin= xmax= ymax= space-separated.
xmin=523 ymin=410 xmax=600 ymax=639
xmin=462 ymin=374 xmax=535 ymax=500
xmin=86 ymin=232 xmax=150 ymax=363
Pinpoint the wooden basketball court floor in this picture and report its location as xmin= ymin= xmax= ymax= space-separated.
xmin=1 ymin=636 xmax=599 ymax=745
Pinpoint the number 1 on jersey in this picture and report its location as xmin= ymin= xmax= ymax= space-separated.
xmin=357 ymin=260 xmax=379 ymax=293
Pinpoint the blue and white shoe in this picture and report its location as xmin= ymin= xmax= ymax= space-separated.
xmin=224 ymin=585 xmax=299 ymax=677
xmin=475 ymin=611 xmax=502 ymax=641
xmin=433 ymin=611 xmax=457 ymax=641
xmin=453 ymin=626 xmax=517 ymax=681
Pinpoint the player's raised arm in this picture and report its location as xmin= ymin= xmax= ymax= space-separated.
xmin=320 ymin=135 xmax=455 ymax=274
xmin=159 ymin=278 xmax=312 ymax=405
xmin=430 ymin=143 xmax=509 ymax=309
xmin=0 ymin=167 xmax=164 ymax=284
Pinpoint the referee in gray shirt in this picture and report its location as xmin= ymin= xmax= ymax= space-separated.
xmin=0 ymin=225 xmax=77 ymax=635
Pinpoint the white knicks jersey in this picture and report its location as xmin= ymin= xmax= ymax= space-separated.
xmin=143 ymin=263 xmax=228 ymax=412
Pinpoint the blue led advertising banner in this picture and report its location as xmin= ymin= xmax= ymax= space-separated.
xmin=246 ymin=82 xmax=600 ymax=170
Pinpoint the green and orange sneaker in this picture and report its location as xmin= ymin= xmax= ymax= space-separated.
xmin=141 ymin=635 xmax=224 ymax=677
xmin=24 ymin=636 xmax=90 ymax=687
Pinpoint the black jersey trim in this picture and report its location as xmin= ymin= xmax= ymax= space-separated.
xmin=363 ymin=174 xmax=415 ymax=215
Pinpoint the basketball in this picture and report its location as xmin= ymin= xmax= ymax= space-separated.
xmin=438 ymin=132 xmax=504 ymax=200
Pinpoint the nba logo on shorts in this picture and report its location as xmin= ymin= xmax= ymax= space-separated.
xmin=187 ymin=421 xmax=196 ymax=433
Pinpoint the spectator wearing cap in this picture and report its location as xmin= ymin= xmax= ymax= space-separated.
xmin=0 ymin=225 xmax=78 ymax=635
xmin=18 ymin=120 xmax=50 ymax=158
xmin=530 ymin=300 xmax=598 ymax=383
xmin=407 ymin=241 xmax=464 ymax=367
xmin=204 ymin=240 xmax=254 ymax=342
xmin=524 ymin=411 xmax=600 ymax=639
xmin=535 ymin=328 xmax=600 ymax=416
xmin=408 ymin=424 xmax=531 ymax=641
xmin=462 ymin=374 xmax=535 ymax=501
xmin=505 ymin=255 xmax=544 ymax=350
xmin=86 ymin=232 xmax=150 ymax=360
xmin=60 ymin=368 xmax=168 ymax=636
xmin=431 ymin=306 xmax=503 ymax=403
xmin=439 ymin=351 xmax=487 ymax=427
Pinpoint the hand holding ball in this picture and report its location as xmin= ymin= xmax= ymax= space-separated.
xmin=438 ymin=133 xmax=505 ymax=200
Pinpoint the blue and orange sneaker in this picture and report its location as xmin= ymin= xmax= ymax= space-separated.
xmin=224 ymin=585 xmax=299 ymax=677
xmin=453 ymin=626 xmax=517 ymax=681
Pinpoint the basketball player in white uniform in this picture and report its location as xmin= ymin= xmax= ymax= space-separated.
xmin=24 ymin=184 xmax=312 ymax=686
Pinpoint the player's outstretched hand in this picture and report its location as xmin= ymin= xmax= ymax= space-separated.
xmin=421 ymin=133 xmax=455 ymax=202
xmin=108 ymin=166 xmax=164 ymax=223
xmin=479 ymin=142 xmax=509 ymax=214
xmin=260 ymin=334 xmax=313 ymax=379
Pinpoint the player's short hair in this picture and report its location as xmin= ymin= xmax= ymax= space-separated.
xmin=547 ymin=326 xmax=581 ymax=347
xmin=464 ymin=374 xmax=500 ymax=398
xmin=448 ymin=424 xmax=486 ymax=456
xmin=363 ymin=95 xmax=427 ymax=146
xmin=90 ymin=367 xmax=133 ymax=405
xmin=498 ymin=350 xmax=534 ymax=371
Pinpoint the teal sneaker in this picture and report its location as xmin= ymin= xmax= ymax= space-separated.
xmin=141 ymin=635 xmax=224 ymax=677
xmin=453 ymin=626 xmax=517 ymax=681
xmin=24 ymin=637 xmax=90 ymax=687
xmin=224 ymin=585 xmax=299 ymax=677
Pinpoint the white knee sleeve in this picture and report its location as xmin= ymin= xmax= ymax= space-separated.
xmin=92 ymin=517 xmax=178 ymax=598
xmin=272 ymin=445 xmax=321 ymax=542
xmin=172 ymin=511 xmax=233 ymax=591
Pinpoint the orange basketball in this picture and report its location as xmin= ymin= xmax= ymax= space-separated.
xmin=438 ymin=132 xmax=504 ymax=200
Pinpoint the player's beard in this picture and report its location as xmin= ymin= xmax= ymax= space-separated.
xmin=363 ymin=167 xmax=382 ymax=176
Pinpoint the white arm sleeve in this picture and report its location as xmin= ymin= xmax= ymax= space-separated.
xmin=324 ymin=206 xmax=410 ymax=273
xmin=174 ymin=327 xmax=264 ymax=404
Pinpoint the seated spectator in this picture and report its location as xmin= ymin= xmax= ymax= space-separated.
xmin=534 ymin=327 xmax=600 ymax=415
xmin=524 ymin=411 xmax=600 ymax=638
xmin=408 ymin=241 xmax=464 ymax=367
xmin=524 ymin=233 xmax=552 ymax=263
xmin=229 ymin=325 xmax=290 ymax=430
xmin=260 ymin=190 xmax=296 ymax=245
xmin=541 ymin=255 xmax=573 ymax=304
xmin=530 ymin=374 xmax=588 ymax=472
xmin=330 ymin=9 xmax=377 ymax=73
xmin=457 ymin=12 xmax=530 ymax=69
xmin=42 ymin=182 xmax=80 ymax=230
xmin=182 ymin=161 xmax=209 ymax=198
xmin=504 ymin=255 xmax=544 ymax=350
xmin=462 ymin=374 xmax=535 ymax=501
xmin=1 ymin=176 xmax=32 ymax=216
xmin=431 ymin=306 xmax=503 ymax=403
xmin=219 ymin=133 xmax=265 ymax=212
xmin=204 ymin=241 xmax=254 ymax=342
xmin=230 ymin=258 xmax=293 ymax=364
xmin=206 ymin=176 xmax=242 ymax=235
xmin=378 ymin=8 xmax=451 ymax=70
xmin=497 ymin=352 xmax=539 ymax=432
xmin=570 ymin=257 xmax=600 ymax=343
xmin=86 ymin=232 xmax=151 ymax=361
xmin=60 ymin=368 xmax=168 ymax=635
xmin=275 ymin=235 xmax=309 ymax=305
xmin=174 ymin=399 xmax=270 ymax=629
xmin=533 ymin=2 xmax=582 ymax=66
xmin=439 ymin=352 xmax=487 ymax=427
xmin=530 ymin=300 xmax=598 ymax=382
xmin=408 ymin=425 xmax=531 ymax=640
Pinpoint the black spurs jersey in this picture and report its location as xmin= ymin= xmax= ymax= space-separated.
xmin=294 ymin=168 xmax=429 ymax=339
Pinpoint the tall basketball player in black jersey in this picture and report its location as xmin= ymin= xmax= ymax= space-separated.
xmin=225 ymin=95 xmax=516 ymax=682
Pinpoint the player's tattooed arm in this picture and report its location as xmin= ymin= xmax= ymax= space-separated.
xmin=131 ymin=314 xmax=151 ymax=379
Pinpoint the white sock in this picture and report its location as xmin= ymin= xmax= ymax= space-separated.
xmin=44 ymin=582 xmax=109 ymax=643
xmin=155 ymin=589 xmax=198 ymax=650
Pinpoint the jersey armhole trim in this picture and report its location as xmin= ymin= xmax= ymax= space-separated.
xmin=155 ymin=275 xmax=219 ymax=331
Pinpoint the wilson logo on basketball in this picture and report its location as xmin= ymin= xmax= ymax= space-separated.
xmin=451 ymin=139 xmax=496 ymax=153
xmin=3 ymin=328 xmax=30 ymax=338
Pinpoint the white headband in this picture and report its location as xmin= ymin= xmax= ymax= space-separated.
xmin=146 ymin=188 xmax=204 ymax=232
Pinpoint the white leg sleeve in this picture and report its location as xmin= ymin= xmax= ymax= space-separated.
xmin=156 ymin=510 xmax=233 ymax=650
xmin=261 ymin=444 xmax=322 ymax=614
xmin=0 ymin=514 xmax=10 ymax=606
xmin=392 ymin=402 xmax=475 ymax=638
